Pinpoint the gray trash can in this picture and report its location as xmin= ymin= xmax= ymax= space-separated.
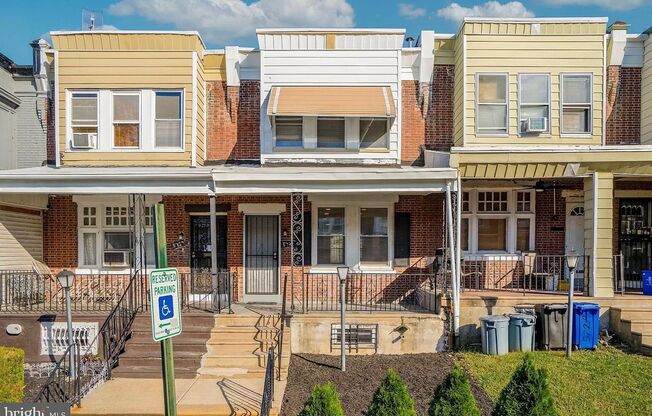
xmin=536 ymin=303 xmax=568 ymax=350
xmin=479 ymin=315 xmax=509 ymax=355
xmin=508 ymin=313 xmax=536 ymax=352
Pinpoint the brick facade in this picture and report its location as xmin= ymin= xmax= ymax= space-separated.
xmin=43 ymin=195 xmax=77 ymax=269
xmin=535 ymin=188 xmax=567 ymax=255
xmin=606 ymin=66 xmax=641 ymax=145
xmin=206 ymin=80 xmax=260 ymax=162
xmin=401 ymin=65 xmax=455 ymax=166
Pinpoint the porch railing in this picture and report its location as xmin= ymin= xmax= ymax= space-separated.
xmin=304 ymin=272 xmax=443 ymax=312
xmin=33 ymin=342 xmax=81 ymax=405
xmin=178 ymin=270 xmax=233 ymax=314
xmin=460 ymin=254 xmax=590 ymax=294
xmin=612 ymin=252 xmax=645 ymax=294
xmin=259 ymin=346 xmax=276 ymax=416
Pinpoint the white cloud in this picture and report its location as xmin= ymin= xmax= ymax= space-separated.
xmin=437 ymin=1 xmax=535 ymax=24
xmin=108 ymin=0 xmax=355 ymax=44
xmin=539 ymin=0 xmax=644 ymax=11
xmin=398 ymin=3 xmax=427 ymax=19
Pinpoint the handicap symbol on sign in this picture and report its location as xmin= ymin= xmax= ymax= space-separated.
xmin=158 ymin=295 xmax=174 ymax=320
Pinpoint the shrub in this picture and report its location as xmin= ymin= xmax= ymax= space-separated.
xmin=429 ymin=365 xmax=480 ymax=416
xmin=299 ymin=382 xmax=345 ymax=416
xmin=0 ymin=346 xmax=24 ymax=402
xmin=367 ymin=368 xmax=417 ymax=416
xmin=493 ymin=354 xmax=558 ymax=416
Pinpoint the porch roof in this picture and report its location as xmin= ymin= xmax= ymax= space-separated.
xmin=211 ymin=165 xmax=457 ymax=194
xmin=0 ymin=166 xmax=214 ymax=195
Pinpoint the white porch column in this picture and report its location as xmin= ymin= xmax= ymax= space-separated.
xmin=445 ymin=181 xmax=460 ymax=340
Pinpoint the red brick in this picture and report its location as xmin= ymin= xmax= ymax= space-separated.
xmin=606 ymin=66 xmax=641 ymax=145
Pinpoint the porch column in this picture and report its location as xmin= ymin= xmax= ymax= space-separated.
xmin=209 ymin=194 xmax=219 ymax=307
xmin=584 ymin=172 xmax=614 ymax=297
xmin=445 ymin=181 xmax=460 ymax=339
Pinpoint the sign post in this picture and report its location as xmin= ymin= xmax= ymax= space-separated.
xmin=151 ymin=203 xmax=179 ymax=416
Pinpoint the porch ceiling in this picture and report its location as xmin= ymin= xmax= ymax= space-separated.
xmin=211 ymin=166 xmax=458 ymax=194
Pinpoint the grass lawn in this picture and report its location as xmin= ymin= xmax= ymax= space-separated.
xmin=457 ymin=346 xmax=652 ymax=416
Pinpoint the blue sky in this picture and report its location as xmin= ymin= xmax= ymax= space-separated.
xmin=1 ymin=0 xmax=650 ymax=64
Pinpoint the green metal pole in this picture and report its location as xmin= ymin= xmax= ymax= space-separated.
xmin=154 ymin=203 xmax=177 ymax=416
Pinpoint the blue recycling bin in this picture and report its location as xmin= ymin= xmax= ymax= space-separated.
xmin=642 ymin=270 xmax=652 ymax=296
xmin=572 ymin=302 xmax=600 ymax=350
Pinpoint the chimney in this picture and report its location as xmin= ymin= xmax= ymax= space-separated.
xmin=30 ymin=38 xmax=50 ymax=93
xmin=607 ymin=21 xmax=630 ymax=66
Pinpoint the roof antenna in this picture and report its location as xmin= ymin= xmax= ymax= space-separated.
xmin=82 ymin=9 xmax=103 ymax=31
xmin=405 ymin=36 xmax=415 ymax=47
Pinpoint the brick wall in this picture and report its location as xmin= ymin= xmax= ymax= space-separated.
xmin=43 ymin=195 xmax=77 ymax=269
xmin=401 ymin=65 xmax=455 ymax=166
xmin=395 ymin=194 xmax=445 ymax=267
xmin=535 ymin=188 xmax=566 ymax=255
xmin=206 ymin=80 xmax=260 ymax=162
xmin=606 ymin=66 xmax=641 ymax=145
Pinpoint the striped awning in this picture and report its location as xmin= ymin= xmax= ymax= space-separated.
xmin=267 ymin=86 xmax=396 ymax=118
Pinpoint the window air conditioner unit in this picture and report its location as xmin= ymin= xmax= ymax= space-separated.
xmin=525 ymin=117 xmax=547 ymax=133
xmin=72 ymin=133 xmax=97 ymax=149
xmin=103 ymin=251 xmax=129 ymax=267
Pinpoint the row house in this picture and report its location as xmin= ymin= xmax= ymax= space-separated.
xmin=1 ymin=17 xmax=652 ymax=374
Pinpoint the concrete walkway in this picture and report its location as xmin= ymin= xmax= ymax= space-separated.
xmin=73 ymin=377 xmax=285 ymax=416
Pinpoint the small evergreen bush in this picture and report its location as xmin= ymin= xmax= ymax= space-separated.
xmin=299 ymin=382 xmax=345 ymax=416
xmin=493 ymin=354 xmax=558 ymax=416
xmin=367 ymin=368 xmax=417 ymax=416
xmin=429 ymin=365 xmax=480 ymax=416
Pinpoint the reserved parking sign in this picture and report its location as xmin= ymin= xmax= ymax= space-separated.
xmin=149 ymin=268 xmax=182 ymax=341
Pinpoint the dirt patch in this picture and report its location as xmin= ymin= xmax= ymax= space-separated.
xmin=281 ymin=353 xmax=493 ymax=416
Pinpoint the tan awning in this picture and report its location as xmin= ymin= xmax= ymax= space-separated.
xmin=267 ymin=86 xmax=396 ymax=118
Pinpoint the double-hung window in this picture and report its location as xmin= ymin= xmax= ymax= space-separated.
xmin=155 ymin=91 xmax=182 ymax=148
xmin=561 ymin=74 xmax=592 ymax=135
xmin=112 ymin=92 xmax=140 ymax=148
xmin=519 ymin=74 xmax=550 ymax=134
xmin=360 ymin=208 xmax=389 ymax=264
xmin=317 ymin=117 xmax=345 ymax=148
xmin=274 ymin=116 xmax=303 ymax=148
xmin=317 ymin=208 xmax=345 ymax=264
xmin=359 ymin=118 xmax=389 ymax=149
xmin=70 ymin=92 xmax=98 ymax=149
xmin=476 ymin=74 xmax=508 ymax=134
xmin=477 ymin=192 xmax=509 ymax=252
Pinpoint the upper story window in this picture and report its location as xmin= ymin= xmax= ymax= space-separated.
xmin=561 ymin=74 xmax=592 ymax=135
xmin=274 ymin=116 xmax=303 ymax=148
xmin=112 ymin=93 xmax=140 ymax=148
xmin=359 ymin=118 xmax=389 ymax=149
xmin=317 ymin=117 xmax=345 ymax=149
xmin=67 ymin=89 xmax=184 ymax=152
xmin=519 ymin=74 xmax=550 ymax=135
xmin=476 ymin=73 xmax=508 ymax=135
xmin=155 ymin=92 xmax=183 ymax=148
xmin=71 ymin=93 xmax=98 ymax=149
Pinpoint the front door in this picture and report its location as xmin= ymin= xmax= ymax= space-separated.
xmin=190 ymin=216 xmax=227 ymax=295
xmin=244 ymin=215 xmax=280 ymax=303
xmin=565 ymin=204 xmax=586 ymax=288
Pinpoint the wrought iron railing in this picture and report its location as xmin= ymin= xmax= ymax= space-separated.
xmin=0 ymin=271 xmax=133 ymax=312
xmin=460 ymin=254 xmax=590 ymax=293
xmin=304 ymin=272 xmax=441 ymax=312
xmin=34 ymin=343 xmax=81 ymax=405
xmin=260 ymin=346 xmax=275 ymax=416
xmin=277 ymin=273 xmax=288 ymax=381
xmin=179 ymin=270 xmax=233 ymax=313
xmin=612 ymin=252 xmax=644 ymax=293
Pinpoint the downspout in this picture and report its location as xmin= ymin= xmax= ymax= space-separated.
xmin=445 ymin=181 xmax=459 ymax=346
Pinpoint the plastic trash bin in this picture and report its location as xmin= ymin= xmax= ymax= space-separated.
xmin=508 ymin=313 xmax=536 ymax=352
xmin=572 ymin=302 xmax=600 ymax=350
xmin=643 ymin=270 xmax=652 ymax=296
xmin=479 ymin=315 xmax=509 ymax=355
xmin=536 ymin=303 xmax=568 ymax=350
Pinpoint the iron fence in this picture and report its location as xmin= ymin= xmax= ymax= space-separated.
xmin=460 ymin=254 xmax=589 ymax=294
xmin=304 ymin=272 xmax=443 ymax=312
xmin=179 ymin=270 xmax=233 ymax=313
xmin=613 ymin=252 xmax=644 ymax=293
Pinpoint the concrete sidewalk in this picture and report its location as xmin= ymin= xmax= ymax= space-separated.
xmin=73 ymin=377 xmax=285 ymax=416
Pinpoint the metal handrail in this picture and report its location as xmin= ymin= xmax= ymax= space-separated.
xmin=277 ymin=273 xmax=288 ymax=381
xmin=34 ymin=342 xmax=81 ymax=405
xmin=260 ymin=347 xmax=275 ymax=416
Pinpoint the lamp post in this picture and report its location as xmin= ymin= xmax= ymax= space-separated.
xmin=57 ymin=270 xmax=76 ymax=377
xmin=336 ymin=266 xmax=349 ymax=372
xmin=565 ymin=252 xmax=579 ymax=358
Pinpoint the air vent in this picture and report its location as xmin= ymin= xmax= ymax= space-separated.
xmin=331 ymin=324 xmax=378 ymax=353
xmin=40 ymin=322 xmax=98 ymax=355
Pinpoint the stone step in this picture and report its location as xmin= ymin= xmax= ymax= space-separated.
xmin=110 ymin=365 xmax=198 ymax=379
xmin=619 ymin=309 xmax=652 ymax=321
xmin=201 ymin=352 xmax=290 ymax=369
xmin=119 ymin=355 xmax=203 ymax=369
xmin=623 ymin=319 xmax=652 ymax=335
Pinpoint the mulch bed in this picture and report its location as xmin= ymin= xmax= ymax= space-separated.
xmin=281 ymin=353 xmax=493 ymax=416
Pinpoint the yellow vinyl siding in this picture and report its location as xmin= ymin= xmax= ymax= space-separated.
xmin=642 ymin=36 xmax=652 ymax=143
xmin=453 ymin=34 xmax=465 ymax=146
xmin=458 ymin=22 xmax=606 ymax=146
xmin=203 ymin=54 xmax=227 ymax=81
xmin=196 ymin=52 xmax=206 ymax=165
xmin=434 ymin=38 xmax=455 ymax=65
xmin=584 ymin=172 xmax=614 ymax=297
xmin=52 ymin=33 xmax=204 ymax=52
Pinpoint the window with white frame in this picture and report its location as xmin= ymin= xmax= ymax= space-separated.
xmin=112 ymin=92 xmax=140 ymax=148
xmin=155 ymin=91 xmax=183 ymax=148
xmin=274 ymin=116 xmax=303 ymax=148
xmin=359 ymin=118 xmax=388 ymax=149
xmin=317 ymin=117 xmax=345 ymax=148
xmin=317 ymin=208 xmax=345 ymax=264
xmin=360 ymin=208 xmax=389 ymax=264
xmin=79 ymin=204 xmax=155 ymax=269
xmin=70 ymin=92 xmax=98 ymax=149
xmin=476 ymin=74 xmax=508 ymax=134
xmin=519 ymin=74 xmax=550 ymax=134
xmin=68 ymin=90 xmax=184 ymax=151
xmin=462 ymin=190 xmax=535 ymax=254
xmin=561 ymin=74 xmax=592 ymax=135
